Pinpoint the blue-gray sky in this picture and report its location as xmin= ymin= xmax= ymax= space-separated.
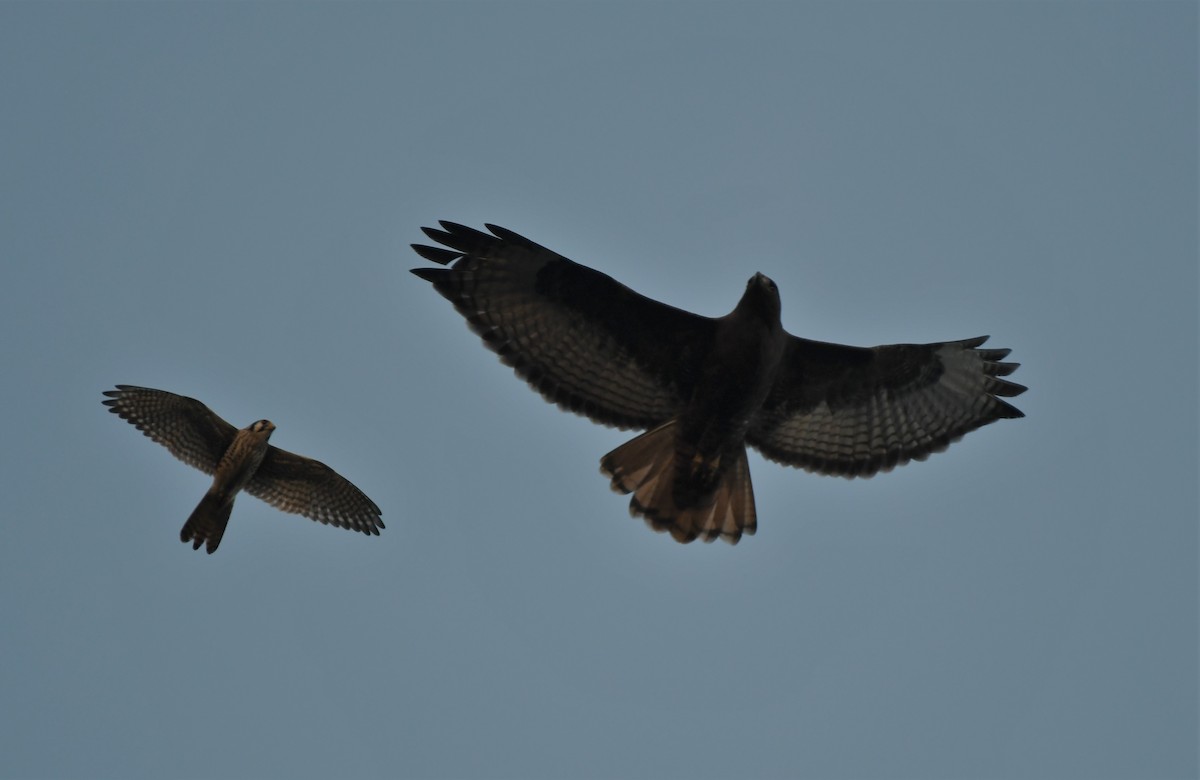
xmin=1 ymin=3 xmax=1196 ymax=779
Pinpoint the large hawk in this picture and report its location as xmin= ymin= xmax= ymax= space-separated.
xmin=103 ymin=386 xmax=384 ymax=553
xmin=411 ymin=222 xmax=1025 ymax=544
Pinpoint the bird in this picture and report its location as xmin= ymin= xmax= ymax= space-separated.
xmin=411 ymin=221 xmax=1026 ymax=545
xmin=102 ymin=385 xmax=384 ymax=553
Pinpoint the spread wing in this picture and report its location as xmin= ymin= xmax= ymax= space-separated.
xmin=747 ymin=336 xmax=1026 ymax=477
xmin=102 ymin=385 xmax=237 ymax=474
xmin=410 ymin=221 xmax=716 ymax=430
xmin=246 ymin=448 xmax=384 ymax=535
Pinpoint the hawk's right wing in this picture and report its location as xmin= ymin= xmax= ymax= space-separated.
xmin=411 ymin=222 xmax=717 ymax=431
xmin=747 ymin=336 xmax=1025 ymax=477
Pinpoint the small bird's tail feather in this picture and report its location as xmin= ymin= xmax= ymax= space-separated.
xmin=181 ymin=491 xmax=234 ymax=554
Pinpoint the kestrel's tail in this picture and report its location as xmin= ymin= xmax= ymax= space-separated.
xmin=600 ymin=420 xmax=757 ymax=544
xmin=181 ymin=491 xmax=234 ymax=554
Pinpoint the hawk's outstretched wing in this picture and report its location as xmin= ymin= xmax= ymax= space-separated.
xmin=411 ymin=222 xmax=716 ymax=430
xmin=101 ymin=385 xmax=237 ymax=475
xmin=246 ymin=448 xmax=384 ymax=535
xmin=747 ymin=335 xmax=1026 ymax=477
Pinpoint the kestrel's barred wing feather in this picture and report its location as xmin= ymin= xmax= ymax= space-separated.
xmin=246 ymin=448 xmax=384 ymax=536
xmin=747 ymin=336 xmax=1026 ymax=477
xmin=102 ymin=385 xmax=237 ymax=475
xmin=411 ymin=221 xmax=716 ymax=430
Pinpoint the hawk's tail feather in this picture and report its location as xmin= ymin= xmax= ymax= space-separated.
xmin=601 ymin=421 xmax=757 ymax=545
xmin=181 ymin=491 xmax=234 ymax=554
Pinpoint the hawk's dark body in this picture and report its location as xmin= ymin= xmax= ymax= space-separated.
xmin=411 ymin=222 xmax=1025 ymax=544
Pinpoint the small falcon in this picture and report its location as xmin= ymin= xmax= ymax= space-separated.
xmin=102 ymin=385 xmax=384 ymax=553
xmin=411 ymin=221 xmax=1026 ymax=545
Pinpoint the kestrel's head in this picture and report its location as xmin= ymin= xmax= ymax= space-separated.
xmin=249 ymin=419 xmax=276 ymax=435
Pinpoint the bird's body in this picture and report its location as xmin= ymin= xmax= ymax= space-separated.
xmin=103 ymin=386 xmax=383 ymax=553
xmin=180 ymin=419 xmax=275 ymax=552
xmin=411 ymin=221 xmax=1026 ymax=544
xmin=603 ymin=273 xmax=787 ymax=541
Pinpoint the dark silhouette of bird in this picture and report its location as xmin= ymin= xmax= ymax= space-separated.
xmin=411 ymin=222 xmax=1025 ymax=544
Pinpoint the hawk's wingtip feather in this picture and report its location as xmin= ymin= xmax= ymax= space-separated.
xmin=410 ymin=267 xmax=448 ymax=283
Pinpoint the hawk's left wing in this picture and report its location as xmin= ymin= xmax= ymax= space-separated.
xmin=411 ymin=222 xmax=717 ymax=430
xmin=747 ymin=336 xmax=1025 ymax=477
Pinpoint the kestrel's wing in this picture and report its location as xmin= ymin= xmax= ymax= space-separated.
xmin=245 ymin=447 xmax=384 ymax=535
xmin=102 ymin=385 xmax=238 ymax=474
xmin=411 ymin=222 xmax=716 ymax=430
xmin=747 ymin=335 xmax=1026 ymax=477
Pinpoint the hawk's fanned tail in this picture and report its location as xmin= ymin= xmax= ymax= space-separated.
xmin=601 ymin=421 xmax=757 ymax=544
xmin=180 ymin=490 xmax=234 ymax=554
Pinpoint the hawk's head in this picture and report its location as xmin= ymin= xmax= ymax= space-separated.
xmin=737 ymin=272 xmax=781 ymax=326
